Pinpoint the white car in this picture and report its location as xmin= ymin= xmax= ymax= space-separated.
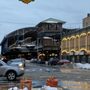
xmin=0 ymin=60 xmax=24 ymax=81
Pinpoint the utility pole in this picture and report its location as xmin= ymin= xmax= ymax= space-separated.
xmin=60 ymin=31 xmax=62 ymax=60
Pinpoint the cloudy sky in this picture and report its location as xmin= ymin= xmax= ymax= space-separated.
xmin=0 ymin=0 xmax=90 ymax=43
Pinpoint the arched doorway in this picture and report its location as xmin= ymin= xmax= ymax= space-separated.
xmin=79 ymin=50 xmax=88 ymax=63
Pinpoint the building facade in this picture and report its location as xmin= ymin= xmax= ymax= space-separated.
xmin=61 ymin=14 xmax=90 ymax=63
xmin=83 ymin=13 xmax=90 ymax=28
xmin=35 ymin=18 xmax=65 ymax=60
xmin=1 ymin=18 xmax=71 ymax=60
xmin=61 ymin=26 xmax=90 ymax=63
xmin=1 ymin=27 xmax=37 ymax=59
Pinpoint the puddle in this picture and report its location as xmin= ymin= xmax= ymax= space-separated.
xmin=32 ymin=80 xmax=90 ymax=90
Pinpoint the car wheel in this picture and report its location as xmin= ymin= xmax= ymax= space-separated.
xmin=6 ymin=71 xmax=16 ymax=81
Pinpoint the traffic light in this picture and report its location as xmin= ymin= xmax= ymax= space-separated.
xmin=19 ymin=0 xmax=34 ymax=4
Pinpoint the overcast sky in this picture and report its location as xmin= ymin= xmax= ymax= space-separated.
xmin=0 ymin=0 xmax=90 ymax=43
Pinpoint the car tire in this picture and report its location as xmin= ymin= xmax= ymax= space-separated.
xmin=6 ymin=71 xmax=16 ymax=81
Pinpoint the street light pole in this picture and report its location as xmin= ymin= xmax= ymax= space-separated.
xmin=60 ymin=31 xmax=62 ymax=60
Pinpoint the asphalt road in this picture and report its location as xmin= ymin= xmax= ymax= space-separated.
xmin=24 ymin=62 xmax=90 ymax=83
xmin=0 ymin=61 xmax=90 ymax=83
xmin=0 ymin=61 xmax=90 ymax=90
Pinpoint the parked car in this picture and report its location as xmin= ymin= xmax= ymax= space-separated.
xmin=7 ymin=58 xmax=26 ymax=68
xmin=58 ymin=59 xmax=70 ymax=65
xmin=30 ymin=58 xmax=38 ymax=63
xmin=0 ymin=60 xmax=24 ymax=81
xmin=37 ymin=60 xmax=45 ymax=64
xmin=48 ymin=57 xmax=59 ymax=65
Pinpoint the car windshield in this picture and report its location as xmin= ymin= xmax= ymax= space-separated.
xmin=7 ymin=58 xmax=25 ymax=64
xmin=12 ymin=59 xmax=22 ymax=62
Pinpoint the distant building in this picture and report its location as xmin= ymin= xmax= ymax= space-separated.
xmin=61 ymin=14 xmax=90 ymax=63
xmin=1 ymin=18 xmax=72 ymax=60
xmin=1 ymin=27 xmax=37 ymax=59
xmin=83 ymin=13 xmax=90 ymax=28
